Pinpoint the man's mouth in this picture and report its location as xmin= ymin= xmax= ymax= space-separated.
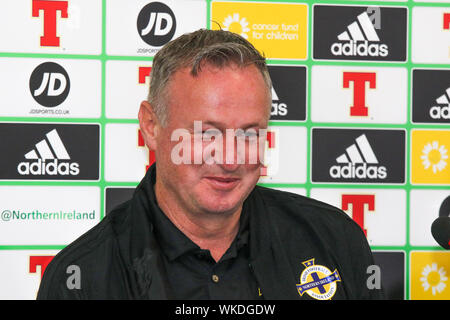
xmin=204 ymin=176 xmax=240 ymax=190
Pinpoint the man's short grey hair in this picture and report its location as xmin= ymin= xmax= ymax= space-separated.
xmin=147 ymin=29 xmax=272 ymax=126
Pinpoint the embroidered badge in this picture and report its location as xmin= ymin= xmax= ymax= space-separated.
xmin=296 ymin=258 xmax=341 ymax=300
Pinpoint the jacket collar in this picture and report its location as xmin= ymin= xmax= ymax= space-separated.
xmin=246 ymin=187 xmax=301 ymax=300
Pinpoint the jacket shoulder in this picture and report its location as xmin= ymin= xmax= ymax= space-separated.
xmin=255 ymin=186 xmax=354 ymax=225
xmin=37 ymin=201 xmax=132 ymax=299
xmin=254 ymin=186 xmax=383 ymax=299
xmin=253 ymin=186 xmax=368 ymax=252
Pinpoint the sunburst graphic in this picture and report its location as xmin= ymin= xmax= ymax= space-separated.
xmin=222 ymin=13 xmax=250 ymax=39
xmin=421 ymin=141 xmax=448 ymax=173
xmin=420 ymin=263 xmax=448 ymax=295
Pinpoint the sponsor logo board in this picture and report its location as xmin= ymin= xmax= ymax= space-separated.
xmin=0 ymin=58 xmax=101 ymax=118
xmin=311 ymin=65 xmax=407 ymax=123
xmin=0 ymin=0 xmax=101 ymax=54
xmin=0 ymin=250 xmax=60 ymax=299
xmin=0 ymin=249 xmax=59 ymax=300
xmin=313 ymin=5 xmax=407 ymax=62
xmin=268 ymin=65 xmax=307 ymax=121
xmin=105 ymin=187 xmax=136 ymax=215
xmin=0 ymin=186 xmax=100 ymax=245
xmin=411 ymin=129 xmax=450 ymax=185
xmin=412 ymin=69 xmax=450 ymax=124
xmin=258 ymin=126 xmax=307 ymax=184
xmin=410 ymin=251 xmax=450 ymax=300
xmin=105 ymin=123 xmax=151 ymax=182
xmin=106 ymin=0 xmax=206 ymax=56
xmin=0 ymin=123 xmax=100 ymax=181
xmin=211 ymin=1 xmax=308 ymax=60
xmin=310 ymin=188 xmax=406 ymax=246
xmin=105 ymin=60 xmax=152 ymax=119
xmin=372 ymin=251 xmax=405 ymax=300
xmin=412 ymin=8 xmax=450 ymax=63
xmin=311 ymin=128 xmax=406 ymax=184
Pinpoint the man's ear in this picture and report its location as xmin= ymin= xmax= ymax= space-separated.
xmin=138 ymin=100 xmax=159 ymax=151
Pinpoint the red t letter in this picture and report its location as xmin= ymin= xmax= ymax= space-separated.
xmin=343 ymin=72 xmax=376 ymax=117
xmin=444 ymin=13 xmax=450 ymax=30
xmin=260 ymin=131 xmax=275 ymax=177
xmin=30 ymin=256 xmax=55 ymax=279
xmin=32 ymin=0 xmax=68 ymax=47
xmin=138 ymin=67 xmax=152 ymax=84
xmin=341 ymin=194 xmax=375 ymax=237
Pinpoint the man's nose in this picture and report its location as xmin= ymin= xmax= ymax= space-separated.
xmin=218 ymin=137 xmax=241 ymax=171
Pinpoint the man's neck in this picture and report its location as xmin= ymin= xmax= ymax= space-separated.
xmin=154 ymin=180 xmax=241 ymax=262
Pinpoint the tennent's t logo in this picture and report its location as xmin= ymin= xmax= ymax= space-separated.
xmin=343 ymin=72 xmax=376 ymax=117
xmin=260 ymin=131 xmax=275 ymax=177
xmin=30 ymin=255 xmax=55 ymax=279
xmin=341 ymin=194 xmax=375 ymax=237
xmin=32 ymin=0 xmax=68 ymax=47
xmin=444 ymin=13 xmax=450 ymax=30
xmin=138 ymin=67 xmax=152 ymax=84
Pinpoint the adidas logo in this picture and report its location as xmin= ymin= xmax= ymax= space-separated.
xmin=330 ymin=12 xmax=388 ymax=57
xmin=430 ymin=88 xmax=450 ymax=120
xmin=329 ymin=134 xmax=387 ymax=179
xmin=270 ymin=87 xmax=287 ymax=116
xmin=17 ymin=129 xmax=80 ymax=176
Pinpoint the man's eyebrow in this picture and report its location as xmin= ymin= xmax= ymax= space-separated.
xmin=201 ymin=120 xmax=265 ymax=130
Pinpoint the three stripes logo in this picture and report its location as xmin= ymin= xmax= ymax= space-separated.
xmin=331 ymin=11 xmax=388 ymax=58
xmin=268 ymin=65 xmax=307 ymax=121
xmin=412 ymin=69 xmax=450 ymax=124
xmin=313 ymin=5 xmax=407 ymax=62
xmin=17 ymin=129 xmax=80 ymax=176
xmin=430 ymin=88 xmax=450 ymax=120
xmin=311 ymin=128 xmax=405 ymax=184
xmin=0 ymin=123 xmax=99 ymax=181
xmin=270 ymin=87 xmax=287 ymax=117
xmin=330 ymin=134 xmax=387 ymax=180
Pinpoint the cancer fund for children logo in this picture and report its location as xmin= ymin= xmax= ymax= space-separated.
xmin=411 ymin=251 xmax=450 ymax=300
xmin=411 ymin=130 xmax=450 ymax=185
xmin=211 ymin=2 xmax=308 ymax=60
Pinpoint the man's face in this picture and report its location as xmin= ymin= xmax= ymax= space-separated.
xmin=153 ymin=63 xmax=270 ymax=217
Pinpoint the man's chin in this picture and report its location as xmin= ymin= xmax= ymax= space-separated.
xmin=196 ymin=196 xmax=244 ymax=216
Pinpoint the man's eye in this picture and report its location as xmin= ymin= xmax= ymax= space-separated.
xmin=235 ymin=131 xmax=259 ymax=139
xmin=201 ymin=129 xmax=221 ymax=138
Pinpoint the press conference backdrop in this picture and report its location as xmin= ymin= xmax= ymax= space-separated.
xmin=0 ymin=0 xmax=449 ymax=300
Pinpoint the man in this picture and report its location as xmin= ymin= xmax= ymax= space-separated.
xmin=37 ymin=29 xmax=383 ymax=300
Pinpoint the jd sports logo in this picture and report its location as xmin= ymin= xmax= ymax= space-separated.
xmin=0 ymin=123 xmax=99 ymax=180
xmin=413 ymin=69 xmax=450 ymax=124
xmin=137 ymin=2 xmax=176 ymax=47
xmin=311 ymin=128 xmax=405 ymax=183
xmin=313 ymin=5 xmax=407 ymax=61
xmin=268 ymin=66 xmax=306 ymax=121
xmin=29 ymin=62 xmax=70 ymax=108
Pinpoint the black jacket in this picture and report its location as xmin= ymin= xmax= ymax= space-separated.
xmin=37 ymin=165 xmax=383 ymax=300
